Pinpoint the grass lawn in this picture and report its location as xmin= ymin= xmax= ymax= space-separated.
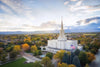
xmin=0 ymin=58 xmax=33 ymax=67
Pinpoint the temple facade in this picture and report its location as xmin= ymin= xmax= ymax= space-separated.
xmin=41 ymin=18 xmax=82 ymax=53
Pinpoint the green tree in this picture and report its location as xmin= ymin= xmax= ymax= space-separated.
xmin=79 ymin=51 xmax=88 ymax=66
xmin=72 ymin=56 xmax=81 ymax=67
xmin=62 ymin=53 xmax=70 ymax=64
xmin=74 ymin=49 xmax=80 ymax=56
xmin=6 ymin=47 xmax=13 ymax=52
xmin=70 ymin=52 xmax=75 ymax=64
xmin=33 ymin=61 xmax=43 ymax=67
xmin=9 ymin=51 xmax=17 ymax=59
xmin=46 ymin=52 xmax=53 ymax=59
xmin=0 ymin=53 xmax=7 ymax=62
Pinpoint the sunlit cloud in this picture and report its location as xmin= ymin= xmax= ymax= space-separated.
xmin=0 ymin=0 xmax=100 ymax=31
xmin=64 ymin=1 xmax=69 ymax=5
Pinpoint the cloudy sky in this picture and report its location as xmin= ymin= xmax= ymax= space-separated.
xmin=0 ymin=0 xmax=100 ymax=32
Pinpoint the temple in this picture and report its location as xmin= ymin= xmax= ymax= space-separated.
xmin=41 ymin=18 xmax=82 ymax=53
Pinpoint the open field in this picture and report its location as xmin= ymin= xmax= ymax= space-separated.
xmin=83 ymin=34 xmax=96 ymax=36
xmin=0 ymin=58 xmax=33 ymax=67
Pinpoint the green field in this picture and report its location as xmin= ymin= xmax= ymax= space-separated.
xmin=0 ymin=58 xmax=33 ymax=67
xmin=83 ymin=34 xmax=96 ymax=36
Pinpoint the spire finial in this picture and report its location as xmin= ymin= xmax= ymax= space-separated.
xmin=61 ymin=16 xmax=63 ymax=30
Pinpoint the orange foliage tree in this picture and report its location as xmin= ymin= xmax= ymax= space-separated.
xmin=86 ymin=52 xmax=95 ymax=63
xmin=22 ymin=43 xmax=30 ymax=51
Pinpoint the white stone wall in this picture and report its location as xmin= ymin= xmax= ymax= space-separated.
xmin=47 ymin=39 xmax=78 ymax=50
xmin=48 ymin=40 xmax=57 ymax=48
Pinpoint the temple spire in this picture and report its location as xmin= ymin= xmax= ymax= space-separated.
xmin=61 ymin=16 xmax=63 ymax=31
xmin=58 ymin=17 xmax=67 ymax=40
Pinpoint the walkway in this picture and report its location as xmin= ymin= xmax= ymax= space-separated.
xmin=22 ymin=53 xmax=41 ymax=63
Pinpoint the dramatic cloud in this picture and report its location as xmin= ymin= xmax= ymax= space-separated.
xmin=77 ymin=17 xmax=100 ymax=26
xmin=0 ymin=0 xmax=100 ymax=32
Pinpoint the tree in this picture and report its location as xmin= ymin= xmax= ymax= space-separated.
xmin=74 ymin=49 xmax=80 ymax=56
xmin=22 ymin=43 xmax=30 ymax=51
xmin=6 ymin=47 xmax=13 ymax=52
xmin=0 ymin=42 xmax=4 ymax=48
xmin=70 ymin=52 xmax=75 ymax=64
xmin=41 ymin=57 xmax=54 ymax=67
xmin=54 ymin=50 xmax=66 ymax=62
xmin=9 ymin=51 xmax=17 ymax=59
xmin=79 ymin=51 xmax=88 ymax=66
xmin=46 ymin=52 xmax=53 ymax=59
xmin=0 ymin=48 xmax=7 ymax=62
xmin=13 ymin=45 xmax=21 ymax=53
xmin=68 ymin=64 xmax=76 ymax=67
xmin=31 ymin=45 xmax=37 ymax=52
xmin=58 ymin=62 xmax=68 ymax=67
xmin=86 ymin=52 xmax=95 ymax=63
xmin=0 ymin=53 xmax=7 ymax=62
xmin=72 ymin=56 xmax=81 ymax=67
xmin=33 ymin=61 xmax=43 ymax=67
xmin=62 ymin=53 xmax=70 ymax=64
xmin=85 ymin=64 xmax=89 ymax=67
xmin=33 ymin=50 xmax=39 ymax=56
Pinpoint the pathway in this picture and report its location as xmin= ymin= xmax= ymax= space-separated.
xmin=22 ymin=53 xmax=41 ymax=63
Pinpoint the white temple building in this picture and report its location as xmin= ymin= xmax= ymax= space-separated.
xmin=41 ymin=18 xmax=83 ymax=53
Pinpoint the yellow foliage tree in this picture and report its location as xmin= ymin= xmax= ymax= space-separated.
xmin=41 ymin=57 xmax=53 ymax=67
xmin=58 ymin=62 xmax=68 ymax=67
xmin=31 ymin=45 xmax=37 ymax=52
xmin=13 ymin=45 xmax=21 ymax=52
xmin=24 ymin=37 xmax=31 ymax=42
xmin=22 ymin=43 xmax=30 ymax=51
xmin=54 ymin=50 xmax=66 ymax=62
xmin=68 ymin=64 xmax=76 ymax=67
xmin=85 ymin=64 xmax=89 ymax=67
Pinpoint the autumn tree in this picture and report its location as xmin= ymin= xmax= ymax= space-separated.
xmin=22 ymin=43 xmax=30 ymax=51
xmin=31 ymin=45 xmax=37 ymax=52
xmin=13 ymin=45 xmax=21 ymax=53
xmin=54 ymin=50 xmax=66 ymax=62
xmin=85 ymin=64 xmax=89 ymax=67
xmin=41 ymin=57 xmax=54 ymax=67
xmin=86 ymin=52 xmax=95 ymax=63
xmin=58 ymin=62 xmax=68 ymax=67
xmin=68 ymin=64 xmax=76 ymax=67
